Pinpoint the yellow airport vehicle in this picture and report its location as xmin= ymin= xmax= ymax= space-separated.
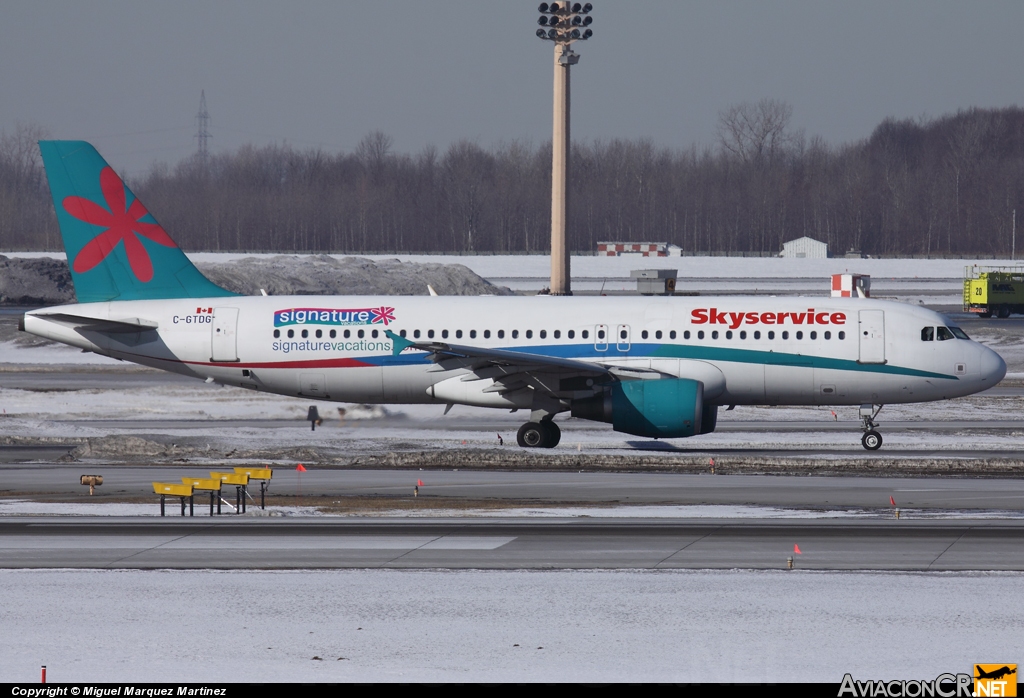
xmin=153 ymin=482 xmax=194 ymax=517
xmin=964 ymin=266 xmax=1024 ymax=318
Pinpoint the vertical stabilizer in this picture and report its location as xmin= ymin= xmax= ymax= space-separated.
xmin=38 ymin=140 xmax=237 ymax=303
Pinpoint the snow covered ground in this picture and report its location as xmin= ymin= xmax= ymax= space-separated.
xmin=1 ymin=568 xmax=1020 ymax=682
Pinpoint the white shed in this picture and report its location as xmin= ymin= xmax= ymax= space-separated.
xmin=780 ymin=236 xmax=828 ymax=259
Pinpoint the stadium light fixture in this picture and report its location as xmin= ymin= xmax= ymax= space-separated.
xmin=535 ymin=1 xmax=593 ymax=295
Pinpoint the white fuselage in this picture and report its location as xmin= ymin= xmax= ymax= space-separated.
xmin=24 ymin=295 xmax=1006 ymax=408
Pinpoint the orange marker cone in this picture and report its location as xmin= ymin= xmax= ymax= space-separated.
xmin=417 ymin=479 xmax=424 ymax=487
xmin=296 ymin=463 xmax=307 ymax=472
xmin=794 ymin=544 xmax=802 ymax=554
xmin=889 ymin=496 xmax=896 ymax=506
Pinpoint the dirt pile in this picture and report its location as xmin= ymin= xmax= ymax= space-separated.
xmin=0 ymin=255 xmax=75 ymax=305
xmin=0 ymin=254 xmax=511 ymax=306
xmin=197 ymin=255 xmax=511 ymax=297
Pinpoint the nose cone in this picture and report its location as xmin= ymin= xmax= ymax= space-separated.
xmin=978 ymin=344 xmax=1007 ymax=386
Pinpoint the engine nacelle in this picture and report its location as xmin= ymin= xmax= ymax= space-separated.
xmin=571 ymin=378 xmax=708 ymax=438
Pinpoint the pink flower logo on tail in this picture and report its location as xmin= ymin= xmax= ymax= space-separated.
xmin=63 ymin=167 xmax=177 ymax=282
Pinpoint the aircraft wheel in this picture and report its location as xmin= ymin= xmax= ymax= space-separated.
xmin=517 ymin=422 xmax=546 ymax=448
xmin=541 ymin=420 xmax=561 ymax=448
xmin=861 ymin=430 xmax=883 ymax=451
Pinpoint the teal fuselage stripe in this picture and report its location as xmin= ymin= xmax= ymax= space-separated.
xmin=644 ymin=343 xmax=957 ymax=380
xmin=375 ymin=340 xmax=957 ymax=381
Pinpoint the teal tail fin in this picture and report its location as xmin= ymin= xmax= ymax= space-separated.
xmin=39 ymin=140 xmax=237 ymax=303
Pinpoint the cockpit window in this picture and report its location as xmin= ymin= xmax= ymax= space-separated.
xmin=949 ymin=326 xmax=969 ymax=340
xmin=921 ymin=327 xmax=934 ymax=341
xmin=936 ymin=326 xmax=955 ymax=341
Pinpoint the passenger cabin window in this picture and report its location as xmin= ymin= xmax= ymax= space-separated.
xmin=656 ymin=330 xmax=663 ymax=339
xmin=824 ymin=331 xmax=831 ymax=340
xmin=782 ymin=331 xmax=789 ymax=340
xmin=442 ymin=330 xmax=449 ymax=339
xmin=357 ymin=329 xmax=364 ymax=338
xmin=274 ymin=329 xmax=280 ymax=338
xmin=526 ymin=330 xmax=533 ymax=339
xmin=498 ymin=330 xmax=504 ymax=339
xmin=838 ymin=331 xmax=846 ymax=340
xmin=936 ymin=326 xmax=954 ymax=341
xmin=469 ymin=330 xmax=476 ymax=339
xmin=567 ymin=330 xmax=574 ymax=339
xmin=642 ymin=330 xmax=649 ymax=339
xmin=697 ymin=331 xmax=704 ymax=339
xmin=456 ymin=330 xmax=463 ymax=339
xmin=597 ymin=329 xmax=605 ymax=340
xmin=753 ymin=331 xmax=760 ymax=339
xmin=921 ymin=327 xmax=934 ymax=341
xmin=582 ymin=330 xmax=589 ymax=339
xmin=483 ymin=330 xmax=490 ymax=338
xmin=428 ymin=330 xmax=435 ymax=339
xmin=344 ymin=329 xmax=351 ymax=338
xmin=315 ymin=329 xmax=322 ymax=338
xmin=767 ymin=331 xmax=775 ymax=340
xmin=330 ymin=329 xmax=337 ymax=338
xmin=553 ymin=330 xmax=560 ymax=339
xmin=512 ymin=330 xmax=519 ymax=339
xmin=413 ymin=330 xmax=420 ymax=339
xmin=740 ymin=330 xmax=747 ymax=339
xmin=725 ymin=331 xmax=732 ymax=339
xmin=399 ymin=330 xmax=406 ymax=338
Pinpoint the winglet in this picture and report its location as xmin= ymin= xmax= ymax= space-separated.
xmin=385 ymin=329 xmax=415 ymax=356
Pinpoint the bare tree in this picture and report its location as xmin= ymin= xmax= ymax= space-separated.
xmin=717 ymin=98 xmax=797 ymax=168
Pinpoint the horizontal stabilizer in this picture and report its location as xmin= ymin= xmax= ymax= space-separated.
xmin=32 ymin=312 xmax=158 ymax=334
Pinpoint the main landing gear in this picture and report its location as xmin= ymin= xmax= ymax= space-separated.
xmin=859 ymin=404 xmax=884 ymax=450
xmin=517 ymin=420 xmax=561 ymax=448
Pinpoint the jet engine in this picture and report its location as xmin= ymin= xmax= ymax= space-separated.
xmin=570 ymin=377 xmax=713 ymax=438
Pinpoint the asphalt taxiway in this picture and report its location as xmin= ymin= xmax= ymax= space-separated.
xmin=4 ymin=467 xmax=1024 ymax=509
xmin=2 ymin=517 xmax=1023 ymax=570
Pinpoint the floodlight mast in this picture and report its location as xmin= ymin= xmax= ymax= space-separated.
xmin=537 ymin=2 xmax=593 ymax=296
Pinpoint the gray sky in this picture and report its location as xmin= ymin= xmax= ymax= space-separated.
xmin=3 ymin=1 xmax=1023 ymax=174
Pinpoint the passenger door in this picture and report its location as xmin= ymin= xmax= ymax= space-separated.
xmin=211 ymin=308 xmax=239 ymax=362
xmin=858 ymin=310 xmax=885 ymax=364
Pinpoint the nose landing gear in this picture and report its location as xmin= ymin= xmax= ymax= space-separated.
xmin=859 ymin=404 xmax=884 ymax=450
xmin=517 ymin=419 xmax=561 ymax=448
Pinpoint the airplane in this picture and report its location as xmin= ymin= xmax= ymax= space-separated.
xmin=21 ymin=141 xmax=1007 ymax=450
xmin=975 ymin=666 xmax=1016 ymax=681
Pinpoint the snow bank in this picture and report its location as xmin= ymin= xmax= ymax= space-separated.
xmin=1 ymin=568 xmax=1020 ymax=682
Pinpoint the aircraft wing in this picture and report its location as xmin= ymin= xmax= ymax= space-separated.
xmin=384 ymin=329 xmax=658 ymax=382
